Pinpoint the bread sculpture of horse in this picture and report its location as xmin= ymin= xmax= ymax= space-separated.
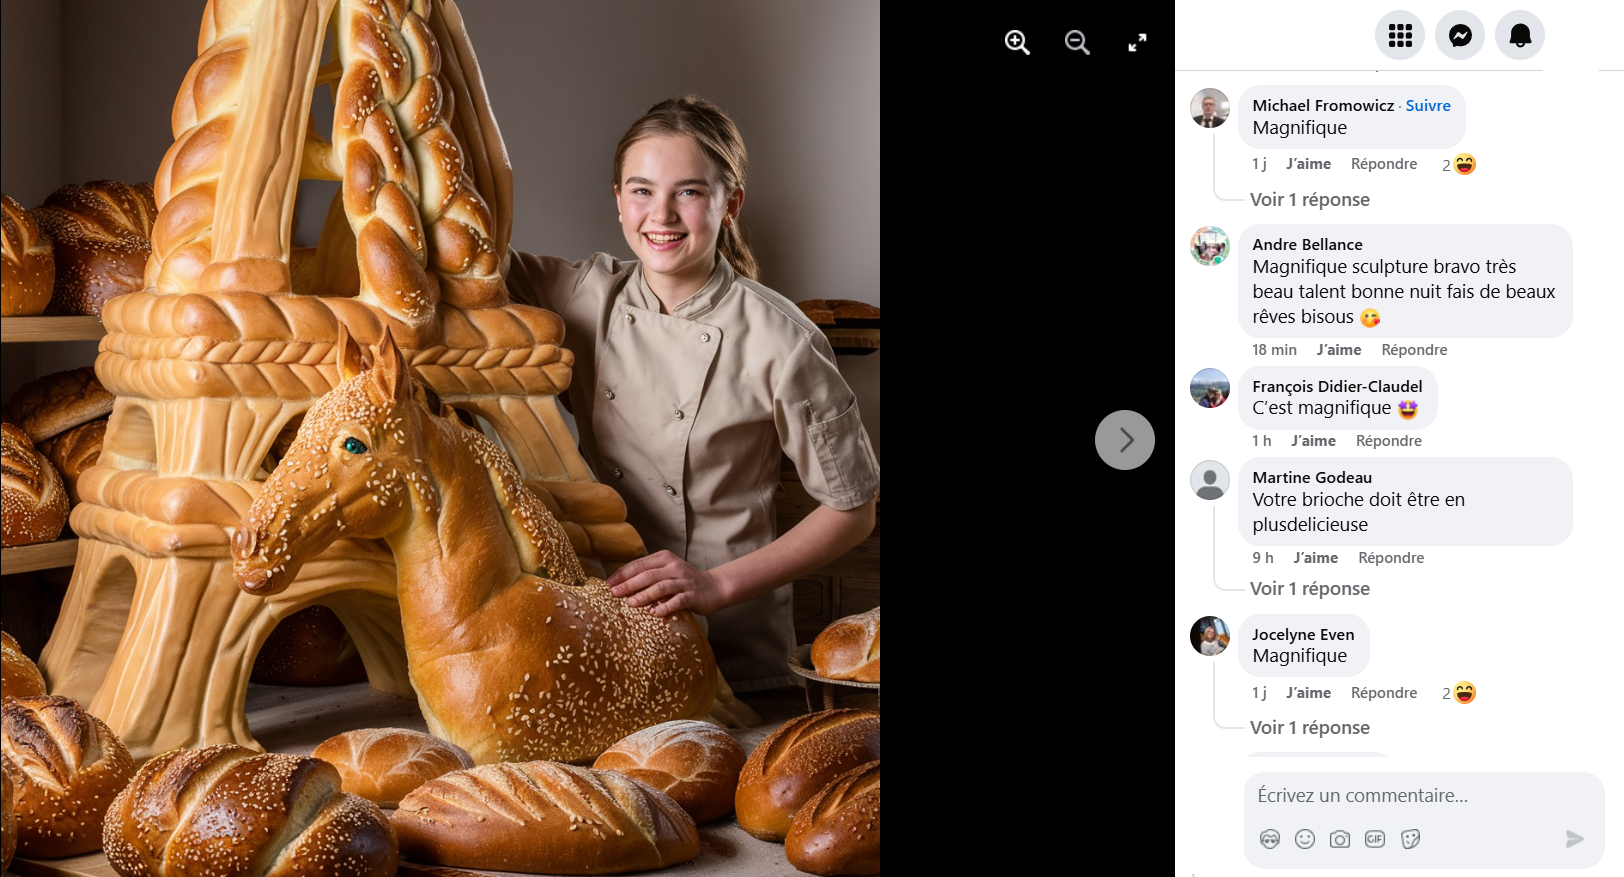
xmin=230 ymin=326 xmax=719 ymax=764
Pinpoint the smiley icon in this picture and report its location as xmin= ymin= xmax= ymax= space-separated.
xmin=1398 ymin=400 xmax=1418 ymax=420
xmin=1454 ymin=681 xmax=1476 ymax=704
xmin=1360 ymin=308 xmax=1381 ymax=328
xmin=1296 ymin=829 xmax=1316 ymax=849
xmin=1454 ymin=153 xmax=1475 ymax=175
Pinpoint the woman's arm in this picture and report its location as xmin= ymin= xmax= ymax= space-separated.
xmin=607 ymin=497 xmax=876 ymax=617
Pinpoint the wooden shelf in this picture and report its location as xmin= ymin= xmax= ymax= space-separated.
xmin=1 ymin=538 xmax=78 ymax=575
xmin=1 ymin=315 xmax=107 ymax=343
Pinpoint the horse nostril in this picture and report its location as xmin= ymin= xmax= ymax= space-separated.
xmin=231 ymin=527 xmax=256 ymax=557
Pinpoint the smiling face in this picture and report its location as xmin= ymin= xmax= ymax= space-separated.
xmin=1454 ymin=681 xmax=1476 ymax=704
xmin=1398 ymin=400 xmax=1418 ymax=420
xmin=1454 ymin=153 xmax=1475 ymax=175
xmin=1361 ymin=308 xmax=1381 ymax=328
xmin=615 ymin=134 xmax=743 ymax=305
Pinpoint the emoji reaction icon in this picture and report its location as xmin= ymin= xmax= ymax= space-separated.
xmin=1454 ymin=153 xmax=1475 ymax=175
xmin=1360 ymin=308 xmax=1381 ymax=328
xmin=1260 ymin=829 xmax=1281 ymax=849
xmin=1398 ymin=400 xmax=1418 ymax=420
xmin=1454 ymin=681 xmax=1476 ymax=704
xmin=1296 ymin=829 xmax=1316 ymax=849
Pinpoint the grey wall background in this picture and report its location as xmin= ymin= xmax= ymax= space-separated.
xmin=2 ymin=0 xmax=880 ymax=457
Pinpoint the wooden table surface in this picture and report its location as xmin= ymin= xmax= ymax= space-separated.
xmin=8 ymin=683 xmax=867 ymax=877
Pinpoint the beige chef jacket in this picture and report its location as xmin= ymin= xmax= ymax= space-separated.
xmin=506 ymin=251 xmax=880 ymax=690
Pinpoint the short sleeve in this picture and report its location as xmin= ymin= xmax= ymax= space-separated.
xmin=504 ymin=250 xmax=599 ymax=313
xmin=775 ymin=333 xmax=880 ymax=509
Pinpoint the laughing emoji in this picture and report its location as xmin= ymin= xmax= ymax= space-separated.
xmin=1454 ymin=153 xmax=1475 ymax=175
xmin=1454 ymin=681 xmax=1476 ymax=704
xmin=1398 ymin=400 xmax=1418 ymax=420
xmin=1360 ymin=308 xmax=1381 ymax=328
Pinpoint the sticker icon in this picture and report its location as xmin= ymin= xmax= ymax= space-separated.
xmin=1403 ymin=829 xmax=1422 ymax=850
xmin=1454 ymin=680 xmax=1476 ymax=704
xmin=1296 ymin=829 xmax=1316 ymax=850
xmin=1261 ymin=829 xmax=1282 ymax=849
xmin=1454 ymin=153 xmax=1476 ymax=175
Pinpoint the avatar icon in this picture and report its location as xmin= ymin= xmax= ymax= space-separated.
xmin=1260 ymin=829 xmax=1281 ymax=849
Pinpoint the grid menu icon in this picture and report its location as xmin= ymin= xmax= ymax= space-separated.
xmin=1388 ymin=23 xmax=1413 ymax=48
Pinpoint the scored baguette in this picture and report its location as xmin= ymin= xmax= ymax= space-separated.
xmin=735 ymin=708 xmax=881 ymax=842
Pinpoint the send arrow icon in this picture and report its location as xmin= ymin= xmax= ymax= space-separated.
xmin=1566 ymin=830 xmax=1583 ymax=848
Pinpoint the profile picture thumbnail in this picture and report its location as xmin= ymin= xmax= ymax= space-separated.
xmin=1190 ymin=226 xmax=1229 ymax=266
xmin=1191 ymin=367 xmax=1230 ymax=409
xmin=1191 ymin=88 xmax=1230 ymax=129
xmin=1191 ymin=616 xmax=1230 ymax=656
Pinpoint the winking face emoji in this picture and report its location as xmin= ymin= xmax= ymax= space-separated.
xmin=1360 ymin=308 xmax=1381 ymax=328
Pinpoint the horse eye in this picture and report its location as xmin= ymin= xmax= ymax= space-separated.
xmin=343 ymin=437 xmax=368 ymax=454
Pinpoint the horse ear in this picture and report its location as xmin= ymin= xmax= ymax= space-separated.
xmin=336 ymin=323 xmax=366 ymax=382
xmin=372 ymin=327 xmax=413 ymax=406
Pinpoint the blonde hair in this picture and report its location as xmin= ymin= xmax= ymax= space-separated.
xmin=613 ymin=96 xmax=759 ymax=281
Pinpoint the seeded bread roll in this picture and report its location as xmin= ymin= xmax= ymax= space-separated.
xmin=2 ymin=630 xmax=48 ymax=700
xmin=102 ymin=743 xmax=397 ymax=877
xmin=811 ymin=606 xmax=880 ymax=683
xmin=2 ymin=193 xmax=54 ymax=317
xmin=785 ymin=761 xmax=880 ymax=875
xmin=4 ymin=367 xmax=115 ymax=444
xmin=38 ymin=418 xmax=106 ymax=506
xmin=32 ymin=181 xmax=156 ymax=317
xmin=592 ymin=719 xmax=746 ymax=823
xmin=2 ymin=695 xmax=136 ymax=857
xmin=2 ymin=421 xmax=69 ymax=547
xmin=391 ymin=761 xmax=698 ymax=874
xmin=251 ymin=605 xmax=368 ymax=686
xmin=735 ymin=709 xmax=881 ymax=842
xmin=2 ymin=759 xmax=18 ymax=871
xmin=312 ymin=728 xmax=474 ymax=808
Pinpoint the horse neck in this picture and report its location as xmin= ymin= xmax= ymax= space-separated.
xmin=385 ymin=414 xmax=522 ymax=624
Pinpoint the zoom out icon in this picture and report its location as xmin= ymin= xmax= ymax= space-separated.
xmin=1448 ymin=24 xmax=1472 ymax=47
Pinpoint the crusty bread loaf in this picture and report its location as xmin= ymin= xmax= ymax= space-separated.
xmin=2 ymin=630 xmax=47 ymax=700
xmin=811 ymin=606 xmax=880 ymax=683
xmin=313 ymin=728 xmax=474 ymax=808
xmin=735 ymin=709 xmax=881 ymax=842
xmin=2 ymin=758 xmax=17 ymax=871
xmin=2 ymin=421 xmax=69 ymax=547
xmin=592 ymin=719 xmax=746 ymax=823
xmin=796 ymin=299 xmax=836 ymax=326
xmin=38 ymin=417 xmax=106 ymax=506
xmin=1 ymin=695 xmax=136 ymax=857
xmin=2 ymin=193 xmax=54 ymax=317
xmin=785 ymin=760 xmax=880 ymax=875
xmin=391 ymin=761 xmax=698 ymax=874
xmin=102 ymin=743 xmax=397 ymax=877
xmin=5 ymin=367 xmax=115 ymax=444
xmin=32 ymin=181 xmax=156 ymax=316
xmin=251 ymin=605 xmax=368 ymax=686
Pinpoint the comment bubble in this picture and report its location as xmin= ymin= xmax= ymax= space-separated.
xmin=1239 ymin=457 xmax=1571 ymax=546
xmin=1239 ymin=367 xmax=1436 ymax=430
xmin=1240 ymin=225 xmax=1572 ymax=338
xmin=1244 ymin=772 xmax=1603 ymax=868
xmin=1238 ymin=85 xmax=1465 ymax=149
xmin=1237 ymin=615 xmax=1369 ymax=677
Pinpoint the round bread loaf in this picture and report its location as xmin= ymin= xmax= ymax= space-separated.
xmin=39 ymin=417 xmax=106 ymax=506
xmin=4 ymin=367 xmax=115 ymax=444
xmin=2 ymin=630 xmax=48 ymax=700
xmin=735 ymin=708 xmax=881 ymax=842
xmin=312 ymin=728 xmax=474 ymax=808
xmin=102 ymin=743 xmax=397 ymax=877
xmin=785 ymin=761 xmax=880 ymax=875
xmin=2 ymin=759 xmax=18 ymax=872
xmin=592 ymin=719 xmax=746 ymax=823
xmin=1 ymin=695 xmax=136 ymax=857
xmin=2 ymin=422 xmax=69 ymax=548
xmin=32 ymin=181 xmax=156 ymax=317
xmin=251 ymin=605 xmax=368 ymax=686
xmin=1 ymin=193 xmax=54 ymax=317
xmin=811 ymin=606 xmax=880 ymax=683
xmin=391 ymin=761 xmax=698 ymax=874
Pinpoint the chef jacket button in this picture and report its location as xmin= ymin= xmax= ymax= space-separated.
xmin=700 ymin=332 xmax=711 ymax=342
xmin=626 ymin=313 xmax=635 ymax=324
xmin=664 ymin=484 xmax=677 ymax=497
xmin=612 ymin=467 xmax=623 ymax=479
xmin=674 ymin=410 xmax=684 ymax=420
xmin=604 ymin=389 xmax=615 ymax=400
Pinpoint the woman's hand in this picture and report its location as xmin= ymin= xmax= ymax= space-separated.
xmin=607 ymin=551 xmax=726 ymax=617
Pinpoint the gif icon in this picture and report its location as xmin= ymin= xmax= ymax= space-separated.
xmin=1330 ymin=830 xmax=1351 ymax=848
xmin=1365 ymin=830 xmax=1386 ymax=848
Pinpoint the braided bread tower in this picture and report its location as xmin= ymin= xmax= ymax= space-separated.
xmin=42 ymin=0 xmax=654 ymax=762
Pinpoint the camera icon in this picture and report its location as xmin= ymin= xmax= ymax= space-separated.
xmin=1330 ymin=830 xmax=1351 ymax=848
xmin=1365 ymin=830 xmax=1386 ymax=848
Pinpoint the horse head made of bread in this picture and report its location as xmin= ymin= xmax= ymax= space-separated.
xmin=231 ymin=326 xmax=719 ymax=763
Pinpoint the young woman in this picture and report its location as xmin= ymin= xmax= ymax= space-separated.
xmin=505 ymin=96 xmax=879 ymax=692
